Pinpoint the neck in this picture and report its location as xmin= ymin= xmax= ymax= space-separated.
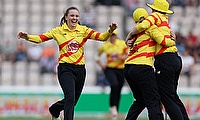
xmin=66 ymin=23 xmax=76 ymax=30
xmin=68 ymin=25 xmax=76 ymax=30
xmin=110 ymin=39 xmax=116 ymax=44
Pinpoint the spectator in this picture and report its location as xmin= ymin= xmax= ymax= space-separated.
xmin=0 ymin=43 xmax=3 ymax=67
xmin=171 ymin=0 xmax=186 ymax=16
xmin=185 ymin=30 xmax=199 ymax=63
xmin=95 ymin=0 xmax=120 ymax=6
xmin=81 ymin=5 xmax=96 ymax=29
xmin=185 ymin=0 xmax=198 ymax=6
xmin=27 ymin=44 xmax=43 ymax=62
xmin=175 ymin=31 xmax=186 ymax=55
xmin=2 ymin=40 xmax=14 ymax=61
xmin=39 ymin=44 xmax=57 ymax=74
xmin=185 ymin=0 xmax=200 ymax=17
xmin=169 ymin=18 xmax=180 ymax=33
xmin=124 ymin=0 xmax=141 ymax=16
xmin=197 ymin=43 xmax=200 ymax=63
xmin=185 ymin=30 xmax=199 ymax=49
xmin=195 ymin=0 xmax=200 ymax=16
xmin=181 ymin=49 xmax=195 ymax=87
xmin=12 ymin=41 xmax=28 ymax=63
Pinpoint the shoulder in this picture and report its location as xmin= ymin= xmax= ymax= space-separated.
xmin=51 ymin=25 xmax=62 ymax=31
xmin=77 ymin=24 xmax=90 ymax=31
xmin=149 ymin=12 xmax=161 ymax=20
xmin=148 ymin=24 xmax=158 ymax=30
xmin=116 ymin=39 xmax=126 ymax=45
xmin=77 ymin=25 xmax=96 ymax=35
xmin=99 ymin=41 xmax=108 ymax=49
xmin=117 ymin=39 xmax=125 ymax=43
xmin=151 ymin=12 xmax=160 ymax=16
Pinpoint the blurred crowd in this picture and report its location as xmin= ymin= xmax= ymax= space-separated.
xmin=123 ymin=0 xmax=200 ymax=17
xmin=169 ymin=0 xmax=200 ymax=16
xmin=0 ymin=41 xmax=58 ymax=75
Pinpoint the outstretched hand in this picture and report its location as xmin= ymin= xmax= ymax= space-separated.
xmin=17 ymin=32 xmax=29 ymax=40
xmin=109 ymin=22 xmax=118 ymax=32
xmin=170 ymin=30 xmax=176 ymax=41
xmin=126 ymin=39 xmax=134 ymax=48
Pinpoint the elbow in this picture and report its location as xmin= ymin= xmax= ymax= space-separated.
xmin=138 ymin=24 xmax=147 ymax=32
xmin=160 ymin=42 xmax=166 ymax=46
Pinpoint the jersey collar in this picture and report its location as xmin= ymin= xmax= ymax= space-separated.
xmin=63 ymin=23 xmax=80 ymax=32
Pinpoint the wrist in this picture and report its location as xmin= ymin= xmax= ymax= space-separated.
xmin=108 ymin=29 xmax=114 ymax=34
xmin=26 ymin=35 xmax=29 ymax=40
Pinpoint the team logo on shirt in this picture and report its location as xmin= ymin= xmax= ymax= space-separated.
xmin=67 ymin=40 xmax=79 ymax=53
xmin=110 ymin=52 xmax=118 ymax=61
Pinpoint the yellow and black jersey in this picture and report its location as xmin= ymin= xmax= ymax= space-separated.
xmin=125 ymin=22 xmax=176 ymax=66
xmin=28 ymin=23 xmax=112 ymax=65
xmin=136 ymin=12 xmax=178 ymax=56
xmin=125 ymin=30 xmax=156 ymax=66
xmin=98 ymin=39 xmax=129 ymax=69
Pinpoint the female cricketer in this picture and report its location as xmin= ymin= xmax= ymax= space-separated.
xmin=17 ymin=6 xmax=117 ymax=120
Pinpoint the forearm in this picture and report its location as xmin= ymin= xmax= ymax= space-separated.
xmin=125 ymin=27 xmax=139 ymax=41
xmin=118 ymin=54 xmax=128 ymax=61
xmin=98 ymin=30 xmax=113 ymax=41
xmin=28 ymin=35 xmax=43 ymax=43
xmin=97 ymin=60 xmax=106 ymax=70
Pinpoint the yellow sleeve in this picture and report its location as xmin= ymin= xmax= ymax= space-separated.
xmin=28 ymin=27 xmax=56 ymax=43
xmin=136 ymin=15 xmax=155 ymax=32
xmin=98 ymin=30 xmax=113 ymax=41
xmin=85 ymin=27 xmax=112 ymax=41
xmin=149 ymin=26 xmax=175 ymax=47
xmin=28 ymin=35 xmax=43 ymax=43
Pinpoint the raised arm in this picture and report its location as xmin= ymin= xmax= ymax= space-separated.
xmin=17 ymin=32 xmax=29 ymax=40
xmin=90 ymin=22 xmax=118 ymax=41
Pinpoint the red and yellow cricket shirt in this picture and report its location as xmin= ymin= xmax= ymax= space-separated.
xmin=98 ymin=39 xmax=129 ymax=69
xmin=135 ymin=12 xmax=178 ymax=56
xmin=125 ymin=26 xmax=156 ymax=66
xmin=28 ymin=23 xmax=113 ymax=65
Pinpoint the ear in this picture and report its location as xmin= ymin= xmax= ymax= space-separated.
xmin=65 ymin=16 xmax=67 ymax=21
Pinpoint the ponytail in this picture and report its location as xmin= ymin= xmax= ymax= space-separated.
xmin=59 ymin=16 xmax=66 ymax=26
